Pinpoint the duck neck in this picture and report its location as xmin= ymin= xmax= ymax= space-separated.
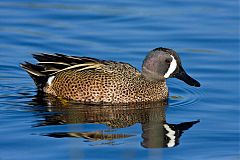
xmin=142 ymin=66 xmax=165 ymax=82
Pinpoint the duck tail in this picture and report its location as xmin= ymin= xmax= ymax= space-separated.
xmin=20 ymin=62 xmax=48 ymax=91
xmin=20 ymin=53 xmax=104 ymax=91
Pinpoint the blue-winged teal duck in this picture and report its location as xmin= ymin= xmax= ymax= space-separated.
xmin=20 ymin=47 xmax=200 ymax=104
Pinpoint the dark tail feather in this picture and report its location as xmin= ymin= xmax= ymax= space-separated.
xmin=20 ymin=62 xmax=48 ymax=91
xmin=33 ymin=53 xmax=100 ymax=65
xmin=21 ymin=53 xmax=103 ymax=91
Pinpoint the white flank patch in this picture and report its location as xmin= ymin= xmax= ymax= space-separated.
xmin=163 ymin=124 xmax=176 ymax=147
xmin=164 ymin=55 xmax=177 ymax=78
xmin=47 ymin=76 xmax=55 ymax=85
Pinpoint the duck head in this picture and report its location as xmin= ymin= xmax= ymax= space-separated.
xmin=142 ymin=47 xmax=200 ymax=87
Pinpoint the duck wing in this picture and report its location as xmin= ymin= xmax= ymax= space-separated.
xmin=20 ymin=53 xmax=106 ymax=90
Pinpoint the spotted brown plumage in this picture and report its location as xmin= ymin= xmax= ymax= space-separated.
xmin=20 ymin=47 xmax=200 ymax=104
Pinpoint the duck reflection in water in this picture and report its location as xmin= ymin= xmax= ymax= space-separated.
xmin=30 ymin=94 xmax=200 ymax=148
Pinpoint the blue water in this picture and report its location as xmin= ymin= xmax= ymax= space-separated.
xmin=0 ymin=0 xmax=239 ymax=159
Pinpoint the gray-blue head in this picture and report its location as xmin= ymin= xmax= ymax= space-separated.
xmin=142 ymin=47 xmax=200 ymax=87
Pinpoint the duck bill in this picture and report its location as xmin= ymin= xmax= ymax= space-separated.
xmin=175 ymin=67 xmax=200 ymax=87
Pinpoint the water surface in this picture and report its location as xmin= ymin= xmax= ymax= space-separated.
xmin=0 ymin=0 xmax=239 ymax=160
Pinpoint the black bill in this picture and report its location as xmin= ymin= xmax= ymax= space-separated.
xmin=175 ymin=66 xmax=200 ymax=87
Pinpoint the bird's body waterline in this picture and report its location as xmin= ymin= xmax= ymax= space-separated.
xmin=20 ymin=47 xmax=200 ymax=104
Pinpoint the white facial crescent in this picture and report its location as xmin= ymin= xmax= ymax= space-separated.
xmin=164 ymin=55 xmax=177 ymax=78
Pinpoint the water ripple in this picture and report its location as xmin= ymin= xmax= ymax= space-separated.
xmin=168 ymin=82 xmax=202 ymax=108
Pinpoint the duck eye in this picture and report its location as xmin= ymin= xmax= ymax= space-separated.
xmin=165 ymin=59 xmax=171 ymax=64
